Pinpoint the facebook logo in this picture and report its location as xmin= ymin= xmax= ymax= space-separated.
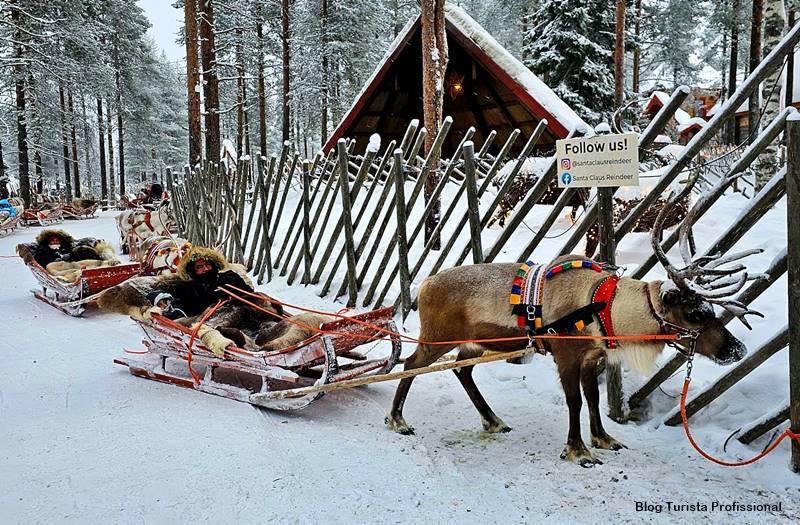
xmin=561 ymin=172 xmax=572 ymax=185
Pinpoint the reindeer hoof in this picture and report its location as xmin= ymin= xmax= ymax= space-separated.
xmin=591 ymin=434 xmax=627 ymax=451
xmin=560 ymin=444 xmax=602 ymax=467
xmin=385 ymin=415 xmax=415 ymax=435
xmin=482 ymin=417 xmax=512 ymax=434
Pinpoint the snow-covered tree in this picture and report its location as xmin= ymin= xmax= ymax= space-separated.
xmin=524 ymin=0 xmax=616 ymax=124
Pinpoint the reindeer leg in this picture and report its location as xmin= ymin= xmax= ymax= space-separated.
xmin=453 ymin=361 xmax=511 ymax=433
xmin=556 ymin=355 xmax=601 ymax=467
xmin=386 ymin=343 xmax=453 ymax=435
xmin=581 ymin=354 xmax=627 ymax=451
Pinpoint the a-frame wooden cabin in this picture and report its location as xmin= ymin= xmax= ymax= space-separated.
xmin=323 ymin=5 xmax=586 ymax=157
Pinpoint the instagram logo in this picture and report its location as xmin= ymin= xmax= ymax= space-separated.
xmin=560 ymin=158 xmax=572 ymax=170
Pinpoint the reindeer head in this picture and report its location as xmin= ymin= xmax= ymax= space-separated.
xmin=649 ymin=176 xmax=763 ymax=365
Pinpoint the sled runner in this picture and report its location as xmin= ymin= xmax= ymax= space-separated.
xmin=114 ymin=306 xmax=403 ymax=410
xmin=20 ymin=245 xmax=141 ymax=316
xmin=21 ymin=204 xmax=64 ymax=227
xmin=63 ymin=203 xmax=100 ymax=220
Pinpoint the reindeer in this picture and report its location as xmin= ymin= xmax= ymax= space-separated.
xmin=386 ymin=177 xmax=762 ymax=467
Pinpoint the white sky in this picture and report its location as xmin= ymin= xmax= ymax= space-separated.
xmin=138 ymin=0 xmax=185 ymax=63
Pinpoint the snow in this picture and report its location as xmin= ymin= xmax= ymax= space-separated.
xmin=367 ymin=133 xmax=381 ymax=153
xmin=1 ymin=187 xmax=798 ymax=522
xmin=594 ymin=122 xmax=611 ymax=134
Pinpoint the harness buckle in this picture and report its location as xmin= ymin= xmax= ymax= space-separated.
xmin=527 ymin=305 xmax=536 ymax=321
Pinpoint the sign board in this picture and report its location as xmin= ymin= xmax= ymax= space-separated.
xmin=556 ymin=132 xmax=639 ymax=188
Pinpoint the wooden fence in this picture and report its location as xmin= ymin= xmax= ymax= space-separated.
xmin=168 ymin=23 xmax=800 ymax=471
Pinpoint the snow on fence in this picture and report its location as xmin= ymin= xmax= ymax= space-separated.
xmin=167 ymin=23 xmax=800 ymax=472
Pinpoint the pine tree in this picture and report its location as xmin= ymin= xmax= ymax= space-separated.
xmin=525 ymin=0 xmax=616 ymax=124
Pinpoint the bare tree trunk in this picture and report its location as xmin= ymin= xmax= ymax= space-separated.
xmin=256 ymin=15 xmax=267 ymax=155
xmin=748 ymin=0 xmax=764 ymax=145
xmin=787 ymin=9 xmax=796 ymax=110
xmin=281 ymin=0 xmax=291 ymax=142
xmin=420 ymin=0 xmax=448 ymax=249
xmin=80 ymin=94 xmax=92 ymax=196
xmin=107 ymin=104 xmax=115 ymax=202
xmin=726 ymin=0 xmax=741 ymax=145
xmin=68 ymin=90 xmax=80 ymax=198
xmin=614 ymin=0 xmax=626 ymax=107
xmin=321 ymin=0 xmax=329 ymax=144
xmin=27 ymin=73 xmax=43 ymax=195
xmin=199 ymin=0 xmax=220 ymax=164
xmin=755 ymin=0 xmax=787 ymax=191
xmin=185 ymin=0 xmax=202 ymax=166
xmin=632 ymin=0 xmax=641 ymax=93
xmin=11 ymin=0 xmax=30 ymax=206
xmin=236 ymin=27 xmax=245 ymax=157
xmin=0 ymin=139 xmax=7 ymax=199
xmin=115 ymin=59 xmax=126 ymax=198
xmin=59 ymin=82 xmax=72 ymax=200
xmin=97 ymin=98 xmax=108 ymax=200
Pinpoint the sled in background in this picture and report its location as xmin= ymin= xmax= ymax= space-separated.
xmin=18 ymin=242 xmax=141 ymax=316
xmin=63 ymin=202 xmax=100 ymax=220
xmin=21 ymin=204 xmax=64 ymax=227
xmin=0 ymin=214 xmax=22 ymax=237
xmin=114 ymin=306 xmax=402 ymax=410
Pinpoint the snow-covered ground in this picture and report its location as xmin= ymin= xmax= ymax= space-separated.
xmin=1 ymin=184 xmax=798 ymax=524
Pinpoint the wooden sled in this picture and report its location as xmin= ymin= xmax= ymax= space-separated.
xmin=21 ymin=204 xmax=64 ymax=227
xmin=0 ymin=215 xmax=21 ymax=237
xmin=115 ymin=306 xmax=403 ymax=410
xmin=21 ymin=248 xmax=141 ymax=316
xmin=63 ymin=203 xmax=100 ymax=220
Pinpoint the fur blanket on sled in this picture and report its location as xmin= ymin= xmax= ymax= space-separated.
xmin=97 ymin=245 xmax=335 ymax=356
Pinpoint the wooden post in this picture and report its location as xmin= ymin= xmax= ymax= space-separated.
xmin=463 ymin=141 xmax=483 ymax=263
xmin=337 ymin=140 xmax=358 ymax=307
xmin=786 ymin=114 xmax=800 ymax=473
xmin=393 ymin=150 xmax=412 ymax=317
xmin=301 ymin=160 xmax=312 ymax=284
xmin=281 ymin=152 xmax=334 ymax=276
xmin=598 ymin=185 xmax=624 ymax=423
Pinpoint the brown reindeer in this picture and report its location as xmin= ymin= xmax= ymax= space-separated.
xmin=386 ymin=178 xmax=761 ymax=467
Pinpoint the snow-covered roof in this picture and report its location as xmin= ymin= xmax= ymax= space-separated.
xmin=645 ymin=91 xmax=691 ymax=124
xmin=443 ymin=5 xmax=586 ymax=133
xmin=677 ymin=116 xmax=707 ymax=134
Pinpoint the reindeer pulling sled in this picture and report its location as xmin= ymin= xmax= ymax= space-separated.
xmin=114 ymin=306 xmax=402 ymax=410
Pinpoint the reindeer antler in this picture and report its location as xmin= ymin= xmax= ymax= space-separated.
xmin=650 ymin=174 xmax=764 ymax=329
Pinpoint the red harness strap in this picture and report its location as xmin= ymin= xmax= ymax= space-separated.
xmin=592 ymin=275 xmax=620 ymax=349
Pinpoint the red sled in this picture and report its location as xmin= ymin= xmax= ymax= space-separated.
xmin=115 ymin=307 xmax=402 ymax=410
xmin=0 ymin=215 xmax=22 ymax=237
xmin=21 ymin=204 xmax=64 ymax=227
xmin=19 ymin=243 xmax=141 ymax=316
xmin=63 ymin=203 xmax=100 ymax=220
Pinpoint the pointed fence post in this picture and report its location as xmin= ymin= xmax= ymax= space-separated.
xmin=393 ymin=150 xmax=412 ymax=317
xmin=463 ymin=141 xmax=483 ymax=263
xmin=337 ymin=140 xmax=358 ymax=307
xmin=786 ymin=114 xmax=800 ymax=473
xmin=301 ymin=160 xmax=313 ymax=284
